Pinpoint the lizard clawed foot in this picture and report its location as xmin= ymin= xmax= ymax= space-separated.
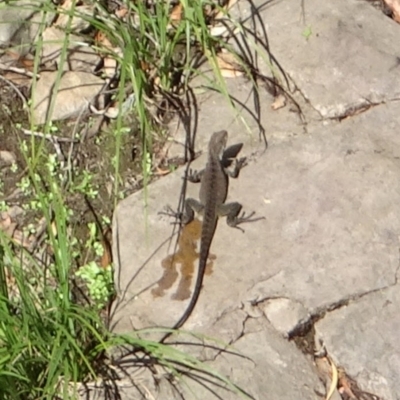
xmin=235 ymin=157 xmax=247 ymax=169
xmin=186 ymin=168 xmax=202 ymax=183
xmin=158 ymin=206 xmax=184 ymax=225
xmin=227 ymin=156 xmax=248 ymax=178
xmin=237 ymin=211 xmax=265 ymax=224
xmin=229 ymin=211 xmax=265 ymax=233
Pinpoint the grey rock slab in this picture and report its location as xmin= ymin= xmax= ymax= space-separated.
xmin=315 ymin=284 xmax=400 ymax=400
xmin=32 ymin=71 xmax=104 ymax=124
xmin=0 ymin=1 xmax=54 ymax=53
xmin=166 ymin=75 xmax=309 ymax=159
xmin=41 ymin=27 xmax=100 ymax=72
xmin=113 ymin=100 xmax=400 ymax=337
xmin=262 ymin=297 xmax=310 ymax=337
xmin=246 ymin=102 xmax=400 ymax=313
xmin=238 ymin=0 xmax=400 ymax=118
xmin=112 ymin=128 xmax=271 ymax=340
xmin=93 ymin=314 xmax=322 ymax=399
xmin=77 ymin=363 xmax=179 ymax=400
xmin=173 ymin=317 xmax=323 ymax=400
xmin=112 ymin=96 xmax=400 ymax=400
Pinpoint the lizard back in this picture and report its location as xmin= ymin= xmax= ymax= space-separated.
xmin=166 ymin=131 xmax=229 ymax=336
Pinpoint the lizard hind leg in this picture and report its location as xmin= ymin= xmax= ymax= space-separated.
xmin=159 ymin=197 xmax=202 ymax=225
xmin=220 ymin=202 xmax=263 ymax=233
xmin=182 ymin=198 xmax=203 ymax=225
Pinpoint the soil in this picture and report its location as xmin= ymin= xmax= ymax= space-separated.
xmin=0 ymin=77 xmax=148 ymax=279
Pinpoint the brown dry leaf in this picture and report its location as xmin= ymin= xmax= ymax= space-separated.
xmin=170 ymin=3 xmax=183 ymax=23
xmin=384 ymin=0 xmax=400 ymax=22
xmin=0 ymin=211 xmax=17 ymax=238
xmin=155 ymin=167 xmax=171 ymax=176
xmin=8 ymin=51 xmax=33 ymax=69
xmin=216 ymin=52 xmax=243 ymax=78
xmin=115 ymin=7 xmax=128 ymax=18
xmin=271 ymin=94 xmax=286 ymax=110
xmin=2 ymin=51 xmax=34 ymax=81
xmin=325 ymin=357 xmax=338 ymax=400
xmin=95 ymin=31 xmax=120 ymax=79
xmin=95 ymin=31 xmax=109 ymax=48
xmin=140 ymin=60 xmax=150 ymax=72
xmin=2 ymin=71 xmax=32 ymax=87
xmin=100 ymin=228 xmax=112 ymax=268
xmin=338 ymin=372 xmax=359 ymax=399
xmin=20 ymin=57 xmax=34 ymax=69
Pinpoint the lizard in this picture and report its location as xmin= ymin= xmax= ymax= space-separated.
xmin=160 ymin=130 xmax=261 ymax=342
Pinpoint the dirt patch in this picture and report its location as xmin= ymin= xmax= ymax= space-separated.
xmin=0 ymin=82 xmax=29 ymax=198
xmin=0 ymin=76 xmax=148 ymax=277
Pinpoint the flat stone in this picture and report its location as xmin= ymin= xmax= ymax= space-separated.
xmin=315 ymin=285 xmax=400 ymax=400
xmin=32 ymin=71 xmax=104 ymax=124
xmin=246 ymin=102 xmax=400 ymax=313
xmin=0 ymin=1 xmax=54 ymax=54
xmin=112 ymin=100 xmax=400 ymax=398
xmin=180 ymin=317 xmax=323 ymax=399
xmin=0 ymin=150 xmax=16 ymax=166
xmin=165 ymin=73 xmax=308 ymax=159
xmin=110 ymin=2 xmax=400 ymax=399
xmin=251 ymin=0 xmax=400 ymax=118
xmin=90 ymin=313 xmax=323 ymax=399
xmin=263 ymin=297 xmax=310 ymax=337
xmin=41 ymin=27 xmax=100 ymax=72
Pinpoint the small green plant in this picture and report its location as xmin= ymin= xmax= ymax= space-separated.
xmin=169 ymin=163 xmax=178 ymax=173
xmin=75 ymin=262 xmax=114 ymax=310
xmin=73 ymin=170 xmax=99 ymax=199
xmin=302 ymin=25 xmax=313 ymax=40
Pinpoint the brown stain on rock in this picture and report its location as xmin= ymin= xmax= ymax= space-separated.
xmin=151 ymin=218 xmax=214 ymax=300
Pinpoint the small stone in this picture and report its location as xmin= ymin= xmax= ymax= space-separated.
xmin=0 ymin=150 xmax=16 ymax=166
xmin=263 ymin=298 xmax=310 ymax=337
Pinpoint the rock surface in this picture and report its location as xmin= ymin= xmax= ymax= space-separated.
xmin=0 ymin=1 xmax=54 ymax=52
xmin=111 ymin=0 xmax=400 ymax=399
xmin=315 ymin=285 xmax=400 ymax=400
xmin=32 ymin=71 xmax=104 ymax=125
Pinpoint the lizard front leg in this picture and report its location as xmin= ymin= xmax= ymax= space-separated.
xmin=187 ymin=168 xmax=204 ymax=183
xmin=225 ymin=157 xmax=247 ymax=179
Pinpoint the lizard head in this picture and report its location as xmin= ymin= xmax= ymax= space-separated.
xmin=209 ymin=130 xmax=228 ymax=158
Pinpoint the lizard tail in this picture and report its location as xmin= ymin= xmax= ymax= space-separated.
xmin=160 ymin=219 xmax=217 ymax=342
